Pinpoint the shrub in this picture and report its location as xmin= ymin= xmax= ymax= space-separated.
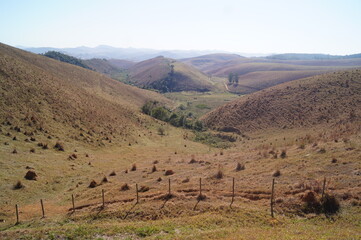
xmin=131 ymin=164 xmax=137 ymax=171
xmin=153 ymin=160 xmax=159 ymax=164
xmin=30 ymin=148 xmax=35 ymax=153
xmin=331 ymin=158 xmax=337 ymax=163
xmin=151 ymin=165 xmax=157 ymax=173
xmin=157 ymin=177 xmax=162 ymax=182
xmin=302 ymin=191 xmax=322 ymax=214
xmin=272 ymin=170 xmax=281 ymax=177
xmin=13 ymin=181 xmax=24 ymax=189
xmin=236 ymin=163 xmax=245 ymax=171
xmin=215 ymin=169 xmax=224 ymax=179
xmin=12 ymin=148 xmax=17 ymax=154
xmin=54 ymin=142 xmax=65 ymax=151
xmin=42 ymin=144 xmax=48 ymax=149
xmin=120 ymin=183 xmax=130 ymax=191
xmin=102 ymin=176 xmax=108 ymax=183
xmin=24 ymin=170 xmax=37 ymax=180
xmin=88 ymin=180 xmax=97 ymax=188
xmin=182 ymin=177 xmax=190 ymax=183
xmin=164 ymin=170 xmax=174 ymax=176
xmin=197 ymin=194 xmax=207 ymax=201
xmin=280 ymin=150 xmax=287 ymax=158
xmin=109 ymin=171 xmax=116 ymax=176
xmin=322 ymin=193 xmax=340 ymax=214
xmin=157 ymin=127 xmax=165 ymax=135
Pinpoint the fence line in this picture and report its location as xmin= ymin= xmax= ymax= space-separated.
xmin=11 ymin=177 xmax=333 ymax=225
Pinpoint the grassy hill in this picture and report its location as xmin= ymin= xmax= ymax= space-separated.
xmin=42 ymin=51 xmax=91 ymax=70
xmin=82 ymin=58 xmax=134 ymax=82
xmin=0 ymin=43 xmax=171 ymax=145
xmin=202 ymin=69 xmax=361 ymax=133
xmin=181 ymin=53 xmax=245 ymax=72
xmin=1 ymin=44 xmax=361 ymax=239
xmin=182 ymin=54 xmax=361 ymax=94
xmin=129 ymin=56 xmax=215 ymax=92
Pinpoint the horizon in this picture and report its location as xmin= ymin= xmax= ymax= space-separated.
xmin=16 ymin=44 xmax=361 ymax=58
xmin=1 ymin=0 xmax=361 ymax=55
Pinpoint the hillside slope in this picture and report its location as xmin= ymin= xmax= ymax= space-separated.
xmin=183 ymin=54 xmax=361 ymax=94
xmin=180 ymin=53 xmax=245 ymax=72
xmin=129 ymin=56 xmax=214 ymax=92
xmin=0 ymin=43 xmax=170 ymax=145
xmin=202 ymin=69 xmax=361 ymax=133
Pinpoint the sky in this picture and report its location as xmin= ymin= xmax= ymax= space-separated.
xmin=0 ymin=0 xmax=360 ymax=55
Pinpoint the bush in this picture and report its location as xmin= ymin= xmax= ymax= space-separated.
xmin=109 ymin=171 xmax=116 ymax=176
xmin=102 ymin=176 xmax=108 ymax=183
xmin=131 ymin=164 xmax=137 ymax=171
xmin=13 ymin=181 xmax=24 ymax=189
xmin=24 ymin=170 xmax=37 ymax=180
xmin=54 ymin=142 xmax=65 ymax=151
xmin=322 ymin=193 xmax=340 ymax=214
xmin=151 ymin=165 xmax=157 ymax=173
xmin=236 ymin=163 xmax=245 ymax=171
xmin=120 ymin=183 xmax=130 ymax=191
xmin=302 ymin=191 xmax=322 ymax=214
xmin=88 ymin=180 xmax=97 ymax=188
xmin=157 ymin=127 xmax=165 ymax=135
xmin=215 ymin=169 xmax=224 ymax=179
xmin=280 ymin=150 xmax=287 ymax=158
xmin=272 ymin=170 xmax=281 ymax=177
xmin=165 ymin=170 xmax=174 ymax=176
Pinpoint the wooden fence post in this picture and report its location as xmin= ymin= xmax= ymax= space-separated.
xmin=271 ymin=178 xmax=275 ymax=218
xmin=136 ymin=183 xmax=139 ymax=204
xmin=230 ymin=177 xmax=235 ymax=208
xmin=321 ymin=177 xmax=326 ymax=200
xmin=102 ymin=189 xmax=105 ymax=208
xmin=168 ymin=178 xmax=171 ymax=196
xmin=72 ymin=194 xmax=75 ymax=213
xmin=199 ymin=178 xmax=202 ymax=197
xmin=40 ymin=199 xmax=45 ymax=218
xmin=15 ymin=204 xmax=19 ymax=225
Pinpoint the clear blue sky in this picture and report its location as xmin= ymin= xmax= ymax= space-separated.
xmin=1 ymin=0 xmax=360 ymax=54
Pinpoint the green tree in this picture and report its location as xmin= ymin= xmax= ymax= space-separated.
xmin=234 ymin=73 xmax=239 ymax=84
xmin=228 ymin=72 xmax=234 ymax=83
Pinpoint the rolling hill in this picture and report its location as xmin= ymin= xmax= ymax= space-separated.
xmin=182 ymin=54 xmax=361 ymax=94
xmin=202 ymin=69 xmax=361 ymax=133
xmin=180 ymin=53 xmax=245 ymax=72
xmin=0 ymin=43 xmax=171 ymax=145
xmin=128 ymin=56 xmax=215 ymax=92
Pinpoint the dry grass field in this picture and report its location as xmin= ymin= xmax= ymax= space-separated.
xmin=1 ymin=44 xmax=361 ymax=239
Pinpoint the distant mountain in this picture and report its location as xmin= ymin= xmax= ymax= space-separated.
xmin=22 ymin=45 xmax=230 ymax=61
xmin=128 ymin=56 xmax=214 ymax=92
xmin=267 ymin=53 xmax=361 ymax=60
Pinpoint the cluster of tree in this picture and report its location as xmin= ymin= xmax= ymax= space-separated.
xmin=141 ymin=101 xmax=204 ymax=131
xmin=228 ymin=72 xmax=239 ymax=84
xmin=42 ymin=51 xmax=91 ymax=70
xmin=149 ymin=64 xmax=176 ymax=93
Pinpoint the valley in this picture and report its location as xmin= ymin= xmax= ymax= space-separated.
xmin=1 ymin=43 xmax=361 ymax=240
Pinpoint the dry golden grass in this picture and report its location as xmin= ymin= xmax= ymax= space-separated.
xmin=0 ymin=44 xmax=360 ymax=239
xmin=203 ymin=69 xmax=361 ymax=134
xmin=129 ymin=56 xmax=215 ymax=92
